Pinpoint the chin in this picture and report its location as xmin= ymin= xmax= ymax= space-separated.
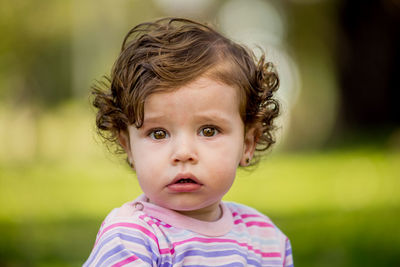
xmin=169 ymin=200 xmax=210 ymax=212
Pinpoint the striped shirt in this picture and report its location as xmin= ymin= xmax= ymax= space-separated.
xmin=84 ymin=195 xmax=294 ymax=266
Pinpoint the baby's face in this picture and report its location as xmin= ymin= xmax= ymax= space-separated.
xmin=125 ymin=77 xmax=256 ymax=221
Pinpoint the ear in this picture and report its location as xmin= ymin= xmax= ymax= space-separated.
xmin=240 ymin=127 xmax=258 ymax=166
xmin=118 ymin=130 xmax=134 ymax=167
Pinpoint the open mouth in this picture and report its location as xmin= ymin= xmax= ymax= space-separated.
xmin=167 ymin=175 xmax=202 ymax=192
xmin=175 ymin=178 xmax=197 ymax=184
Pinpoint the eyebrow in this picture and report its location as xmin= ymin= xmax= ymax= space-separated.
xmin=142 ymin=115 xmax=168 ymax=124
xmin=142 ymin=113 xmax=233 ymax=125
xmin=194 ymin=113 xmax=232 ymax=125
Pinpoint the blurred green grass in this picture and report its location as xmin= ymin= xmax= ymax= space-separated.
xmin=0 ymin=104 xmax=399 ymax=266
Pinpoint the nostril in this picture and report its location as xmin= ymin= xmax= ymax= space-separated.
xmin=174 ymin=156 xmax=193 ymax=162
xmin=172 ymin=153 xmax=197 ymax=164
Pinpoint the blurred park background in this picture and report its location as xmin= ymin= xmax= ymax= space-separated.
xmin=0 ymin=0 xmax=399 ymax=266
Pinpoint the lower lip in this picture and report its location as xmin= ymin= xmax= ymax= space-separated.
xmin=167 ymin=183 xmax=202 ymax=192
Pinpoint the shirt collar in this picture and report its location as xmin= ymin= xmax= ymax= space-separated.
xmin=133 ymin=194 xmax=234 ymax=237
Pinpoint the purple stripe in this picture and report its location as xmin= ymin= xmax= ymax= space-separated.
xmin=175 ymin=249 xmax=282 ymax=266
xmin=111 ymin=255 xmax=139 ymax=267
xmin=84 ymin=233 xmax=155 ymax=266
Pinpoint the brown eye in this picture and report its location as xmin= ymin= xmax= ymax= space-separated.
xmin=150 ymin=129 xmax=168 ymax=140
xmin=200 ymin=127 xmax=218 ymax=137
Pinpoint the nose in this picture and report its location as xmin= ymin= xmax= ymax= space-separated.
xmin=171 ymin=133 xmax=198 ymax=165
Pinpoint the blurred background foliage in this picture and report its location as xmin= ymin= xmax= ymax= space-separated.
xmin=0 ymin=0 xmax=399 ymax=266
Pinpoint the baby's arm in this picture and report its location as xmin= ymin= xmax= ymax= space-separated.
xmin=283 ymin=237 xmax=294 ymax=267
xmin=83 ymin=208 xmax=160 ymax=266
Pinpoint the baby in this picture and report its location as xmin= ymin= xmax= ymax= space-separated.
xmin=84 ymin=17 xmax=293 ymax=267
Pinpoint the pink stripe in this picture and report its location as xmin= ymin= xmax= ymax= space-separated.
xmin=261 ymin=252 xmax=282 ymax=257
xmin=234 ymin=219 xmax=274 ymax=228
xmin=166 ymin=237 xmax=281 ymax=258
xmin=111 ymin=255 xmax=139 ymax=267
xmin=241 ymin=214 xmax=263 ymax=219
xmin=139 ymin=214 xmax=172 ymax=228
xmin=149 ymin=216 xmax=172 ymax=227
xmin=139 ymin=215 xmax=148 ymax=220
xmin=95 ymin=223 xmax=158 ymax=247
xmin=232 ymin=212 xmax=264 ymax=219
xmin=245 ymin=221 xmax=274 ymax=228
xmin=146 ymin=220 xmax=172 ymax=228
xmin=234 ymin=219 xmax=244 ymax=224
xmin=160 ymin=247 xmax=175 ymax=254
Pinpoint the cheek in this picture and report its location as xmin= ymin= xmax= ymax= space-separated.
xmin=134 ymin=163 xmax=161 ymax=195
xmin=134 ymin=155 xmax=160 ymax=178
xmin=131 ymin=142 xmax=154 ymax=167
xmin=211 ymin=165 xmax=237 ymax=195
xmin=205 ymin=146 xmax=240 ymax=179
xmin=131 ymin=143 xmax=167 ymax=180
xmin=217 ymin=137 xmax=245 ymax=164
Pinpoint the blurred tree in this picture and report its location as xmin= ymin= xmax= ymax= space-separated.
xmin=0 ymin=0 xmax=72 ymax=107
xmin=336 ymin=0 xmax=400 ymax=132
xmin=283 ymin=0 xmax=340 ymax=150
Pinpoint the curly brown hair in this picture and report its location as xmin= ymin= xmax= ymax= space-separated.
xmin=92 ymin=17 xmax=280 ymax=165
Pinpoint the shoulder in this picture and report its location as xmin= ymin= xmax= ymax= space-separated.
xmin=224 ymin=201 xmax=294 ymax=266
xmin=224 ymin=201 xmax=288 ymax=238
xmin=224 ymin=201 xmax=272 ymax=221
xmin=97 ymin=201 xmax=161 ymax=244
xmin=83 ymin=201 xmax=160 ymax=267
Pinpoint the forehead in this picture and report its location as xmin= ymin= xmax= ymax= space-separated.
xmin=143 ymin=77 xmax=242 ymax=120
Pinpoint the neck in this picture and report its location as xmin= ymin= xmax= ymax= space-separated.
xmin=175 ymin=202 xmax=222 ymax=222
